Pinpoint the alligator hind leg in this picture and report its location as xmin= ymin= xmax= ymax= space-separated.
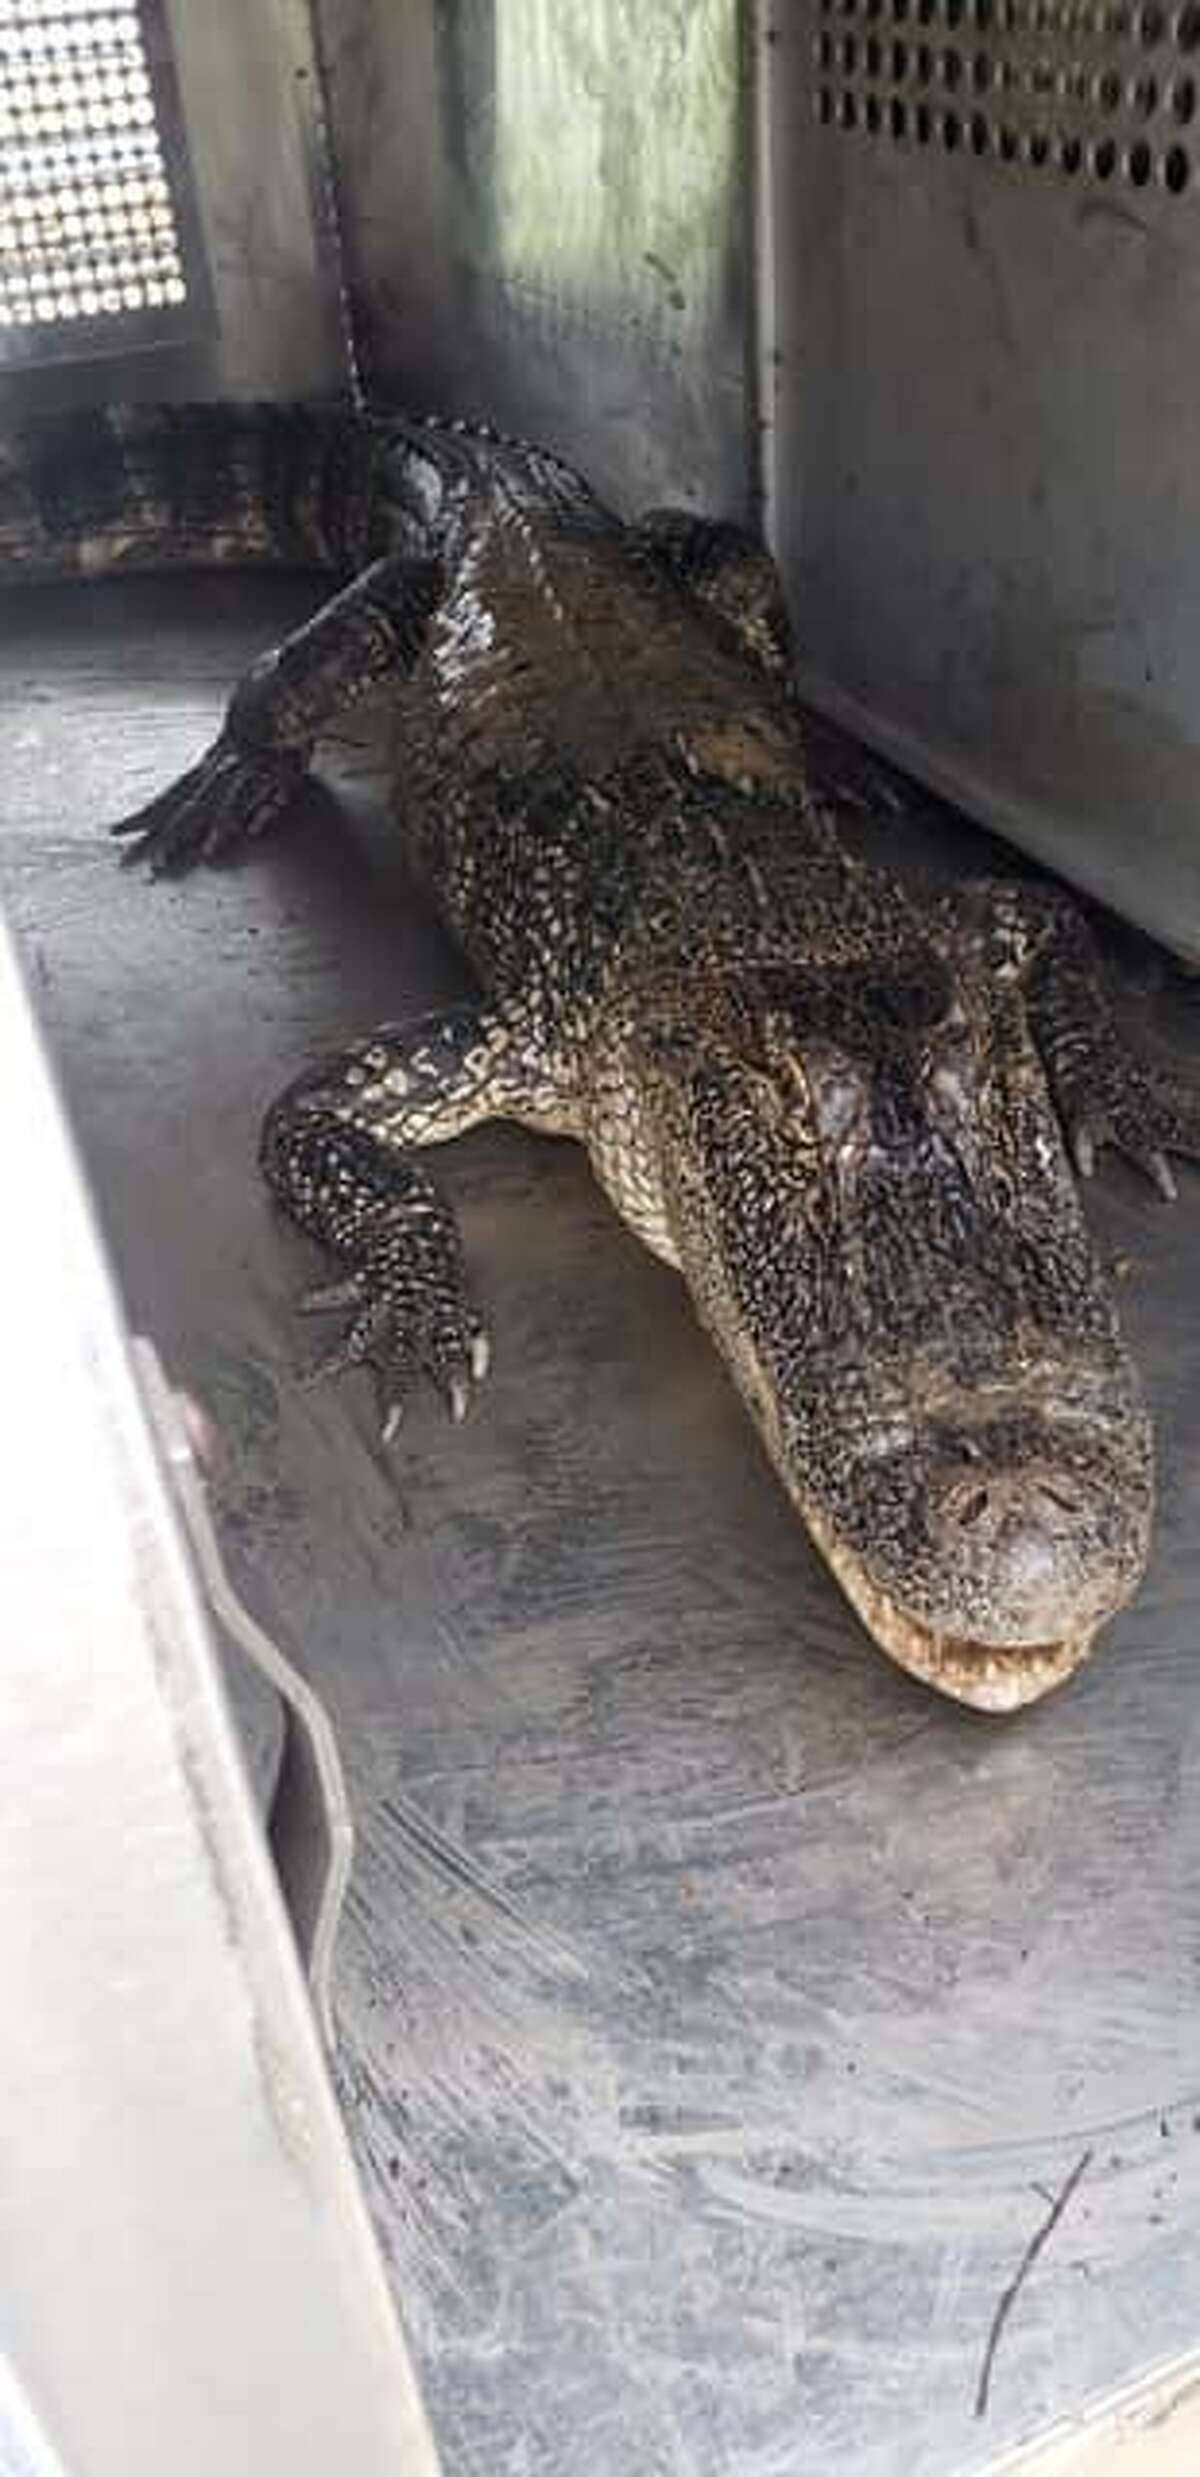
xmin=633 ymin=509 xmax=915 ymax=816
xmin=632 ymin=509 xmax=796 ymax=685
xmin=960 ymin=880 xmax=1200 ymax=1198
xmin=113 ymin=551 xmax=442 ymax=874
xmin=261 ymin=1000 xmax=574 ymax=1435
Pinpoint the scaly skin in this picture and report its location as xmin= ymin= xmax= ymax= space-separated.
xmin=9 ymin=402 xmax=1198 ymax=1709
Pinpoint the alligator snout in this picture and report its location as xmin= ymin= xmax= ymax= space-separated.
xmin=931 ymin=1459 xmax=1122 ymax=1641
xmin=791 ymin=1378 xmax=1154 ymax=1708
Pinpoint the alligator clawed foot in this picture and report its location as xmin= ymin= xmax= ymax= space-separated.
xmin=294 ymin=1233 xmax=490 ymax=1441
xmin=111 ymin=734 xmax=307 ymax=875
xmin=1069 ymin=1112 xmax=1178 ymax=1202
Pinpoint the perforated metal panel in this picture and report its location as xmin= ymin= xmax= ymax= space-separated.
xmin=766 ymin=0 xmax=1200 ymax=959
xmin=0 ymin=0 xmax=210 ymax=365
xmin=811 ymin=0 xmax=1196 ymax=194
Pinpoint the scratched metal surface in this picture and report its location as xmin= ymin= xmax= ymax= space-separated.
xmin=315 ymin=0 xmax=752 ymax=519
xmin=2 ymin=576 xmax=1200 ymax=2476
xmin=768 ymin=3 xmax=1200 ymax=964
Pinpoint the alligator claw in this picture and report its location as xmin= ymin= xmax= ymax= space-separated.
xmin=296 ymin=1273 xmax=366 ymax=1316
xmin=291 ymin=1216 xmax=489 ymax=1441
xmin=1067 ymin=1105 xmax=1189 ymax=1203
xmin=111 ymin=733 xmax=305 ymax=874
xmin=1069 ymin=1114 xmax=1182 ymax=1201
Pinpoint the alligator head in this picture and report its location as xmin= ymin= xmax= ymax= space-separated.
xmin=655 ymin=929 xmax=1153 ymax=1712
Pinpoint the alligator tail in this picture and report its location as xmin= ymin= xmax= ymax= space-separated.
xmin=0 ymin=399 xmax=378 ymax=587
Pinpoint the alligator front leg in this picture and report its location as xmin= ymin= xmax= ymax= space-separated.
xmin=112 ymin=552 xmax=442 ymax=874
xmin=261 ymin=1001 xmax=572 ymax=1436
xmin=961 ymin=881 xmax=1200 ymax=1198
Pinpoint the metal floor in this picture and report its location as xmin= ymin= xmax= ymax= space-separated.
xmin=4 ymin=575 xmax=1200 ymax=2477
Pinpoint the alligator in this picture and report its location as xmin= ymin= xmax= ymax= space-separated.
xmin=6 ymin=398 xmax=1198 ymax=1711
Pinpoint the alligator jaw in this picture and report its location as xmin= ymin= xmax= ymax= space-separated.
xmin=803 ymin=1500 xmax=1099 ymax=1713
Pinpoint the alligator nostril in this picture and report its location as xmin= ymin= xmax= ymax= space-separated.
xmin=1039 ymin=1483 xmax=1083 ymax=1519
xmin=939 ymin=1466 xmax=1089 ymax=1543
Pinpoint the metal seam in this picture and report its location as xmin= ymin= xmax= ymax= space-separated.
xmin=302 ymin=0 xmax=366 ymax=412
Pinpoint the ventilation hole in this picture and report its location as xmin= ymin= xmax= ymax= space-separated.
xmin=1092 ymin=132 xmax=1119 ymax=169
xmin=946 ymin=0 xmax=966 ymax=24
xmin=974 ymin=0 xmax=994 ymax=19
xmin=816 ymin=29 xmax=834 ymax=64
xmin=942 ymin=105 xmax=962 ymax=139
xmin=1059 ymin=129 xmax=1084 ymax=165
xmin=1027 ymin=127 xmax=1051 ymax=159
xmin=943 ymin=45 xmax=964 ymax=82
xmin=839 ymin=87 xmax=859 ymax=124
xmin=1131 ymin=70 xmax=1160 ymax=108
xmin=1097 ymin=65 xmax=1124 ymax=106
xmin=972 ymin=49 xmax=993 ymax=83
xmin=917 ymin=0 xmax=936 ymax=21
xmin=893 ymin=37 xmax=910 ymax=71
xmin=1164 ymin=134 xmax=1192 ymax=177
xmin=841 ymin=33 xmax=858 ymax=68
xmin=866 ymin=90 xmax=883 ymax=126
xmin=891 ymin=92 xmax=909 ymax=129
xmin=970 ymin=105 xmax=990 ymax=142
xmin=1030 ymin=56 xmax=1057 ymax=91
xmin=893 ymin=0 xmax=911 ymax=21
xmin=915 ymin=97 xmax=934 ymax=134
xmin=1127 ymin=133 xmax=1154 ymax=172
xmin=1178 ymin=0 xmax=1200 ymax=44
xmin=866 ymin=0 xmax=884 ymax=20
xmin=998 ymin=119 xmax=1019 ymax=152
xmin=1173 ymin=70 xmax=1197 ymax=111
xmin=1107 ymin=2 xmax=1132 ymax=30
xmin=817 ymin=85 xmax=834 ymax=121
xmin=917 ymin=40 xmax=935 ymax=74
xmin=1141 ymin=0 xmax=1166 ymax=35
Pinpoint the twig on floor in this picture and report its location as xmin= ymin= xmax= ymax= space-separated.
xmin=974 ymin=2148 xmax=1093 ymax=2419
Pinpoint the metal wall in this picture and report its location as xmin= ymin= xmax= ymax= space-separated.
xmin=766 ymin=1 xmax=1200 ymax=960
xmin=314 ymin=0 xmax=754 ymax=518
xmin=0 ymin=0 xmax=348 ymax=420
